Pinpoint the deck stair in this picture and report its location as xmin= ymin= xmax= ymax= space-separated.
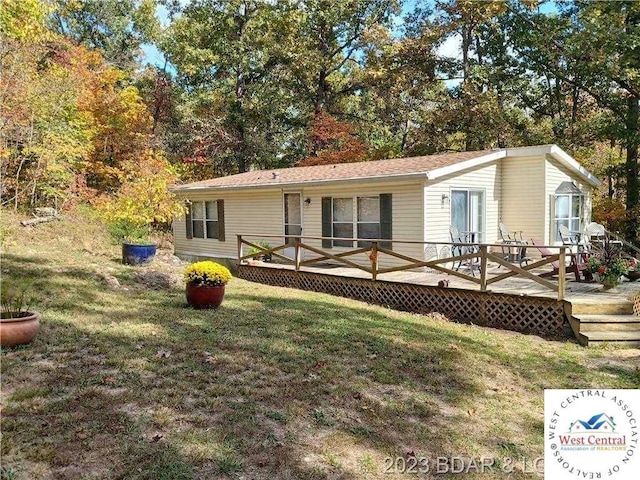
xmin=569 ymin=296 xmax=640 ymax=347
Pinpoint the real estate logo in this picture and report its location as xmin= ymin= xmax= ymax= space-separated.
xmin=545 ymin=390 xmax=639 ymax=480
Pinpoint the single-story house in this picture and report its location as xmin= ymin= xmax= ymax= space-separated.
xmin=170 ymin=144 xmax=601 ymax=268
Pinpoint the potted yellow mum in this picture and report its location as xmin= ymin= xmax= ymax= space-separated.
xmin=184 ymin=261 xmax=232 ymax=309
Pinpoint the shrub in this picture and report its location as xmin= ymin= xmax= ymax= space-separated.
xmin=106 ymin=218 xmax=150 ymax=244
xmin=247 ymin=241 xmax=273 ymax=261
xmin=1 ymin=280 xmax=33 ymax=318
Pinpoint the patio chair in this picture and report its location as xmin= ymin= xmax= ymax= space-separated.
xmin=449 ymin=225 xmax=465 ymax=270
xmin=449 ymin=225 xmax=480 ymax=275
xmin=530 ymin=239 xmax=589 ymax=282
xmin=423 ymin=245 xmax=438 ymax=273
xmin=499 ymin=222 xmax=524 ymax=244
xmin=584 ymin=222 xmax=606 ymax=250
xmin=558 ymin=224 xmax=582 ymax=247
xmin=498 ymin=222 xmax=529 ymax=267
xmin=439 ymin=245 xmax=452 ymax=270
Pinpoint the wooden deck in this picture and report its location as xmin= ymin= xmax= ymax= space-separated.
xmin=243 ymin=260 xmax=640 ymax=306
xmin=236 ymin=234 xmax=640 ymax=345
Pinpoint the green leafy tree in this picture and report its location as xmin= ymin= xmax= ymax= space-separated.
xmin=51 ymin=0 xmax=160 ymax=70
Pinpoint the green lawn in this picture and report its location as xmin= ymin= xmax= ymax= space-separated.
xmin=1 ymin=211 xmax=638 ymax=479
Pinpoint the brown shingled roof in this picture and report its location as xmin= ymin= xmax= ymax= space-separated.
xmin=173 ymin=149 xmax=498 ymax=190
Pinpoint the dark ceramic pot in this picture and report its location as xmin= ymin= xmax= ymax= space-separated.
xmin=122 ymin=243 xmax=157 ymax=265
xmin=186 ymin=283 xmax=226 ymax=309
xmin=624 ymin=270 xmax=640 ymax=282
xmin=0 ymin=312 xmax=40 ymax=347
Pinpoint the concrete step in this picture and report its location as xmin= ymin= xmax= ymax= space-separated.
xmin=570 ymin=301 xmax=634 ymax=315
xmin=580 ymin=330 xmax=640 ymax=348
xmin=574 ymin=314 xmax=640 ymax=332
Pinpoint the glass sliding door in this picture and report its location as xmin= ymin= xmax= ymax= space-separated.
xmin=451 ymin=189 xmax=485 ymax=241
xmin=451 ymin=190 xmax=468 ymax=237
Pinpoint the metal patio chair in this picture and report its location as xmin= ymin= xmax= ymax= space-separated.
xmin=498 ymin=222 xmax=529 ymax=267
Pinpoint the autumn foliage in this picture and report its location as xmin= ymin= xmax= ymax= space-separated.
xmin=0 ymin=2 xmax=180 ymax=228
xmin=298 ymin=111 xmax=368 ymax=167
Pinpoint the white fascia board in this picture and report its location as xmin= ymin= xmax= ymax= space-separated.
xmin=426 ymin=150 xmax=507 ymax=181
xmin=170 ymin=171 xmax=428 ymax=194
xmin=502 ymin=144 xmax=601 ymax=188
xmin=548 ymin=145 xmax=602 ymax=188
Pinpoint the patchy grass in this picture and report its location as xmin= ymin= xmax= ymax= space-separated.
xmin=1 ymin=209 xmax=638 ymax=479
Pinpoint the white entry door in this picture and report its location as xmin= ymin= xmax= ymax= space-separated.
xmin=283 ymin=192 xmax=302 ymax=259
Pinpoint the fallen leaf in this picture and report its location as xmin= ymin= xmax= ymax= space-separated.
xmin=156 ymin=350 xmax=171 ymax=358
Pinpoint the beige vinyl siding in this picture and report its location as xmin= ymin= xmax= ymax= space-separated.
xmin=424 ymin=161 xmax=501 ymax=244
xmin=174 ymin=189 xmax=283 ymax=259
xmin=500 ymin=155 xmax=546 ymax=244
xmin=545 ymin=156 xmax=592 ymax=244
xmin=174 ymin=181 xmax=424 ymax=269
xmin=301 ymin=181 xmax=424 ymax=268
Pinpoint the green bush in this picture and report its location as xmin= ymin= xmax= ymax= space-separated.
xmin=106 ymin=219 xmax=150 ymax=244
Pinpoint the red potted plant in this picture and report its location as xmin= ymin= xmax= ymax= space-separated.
xmin=184 ymin=261 xmax=232 ymax=309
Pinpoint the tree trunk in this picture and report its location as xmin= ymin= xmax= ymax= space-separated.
xmin=461 ymin=25 xmax=473 ymax=151
xmin=315 ymin=69 xmax=327 ymax=115
xmin=625 ymin=95 xmax=639 ymax=242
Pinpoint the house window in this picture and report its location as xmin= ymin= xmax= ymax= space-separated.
xmin=322 ymin=194 xmax=391 ymax=249
xmin=357 ymin=197 xmax=380 ymax=247
xmin=332 ymin=197 xmax=354 ymax=247
xmin=189 ymin=200 xmax=222 ymax=239
xmin=554 ymin=194 xmax=582 ymax=241
xmin=451 ymin=189 xmax=485 ymax=242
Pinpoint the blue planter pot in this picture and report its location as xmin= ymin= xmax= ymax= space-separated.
xmin=122 ymin=243 xmax=157 ymax=265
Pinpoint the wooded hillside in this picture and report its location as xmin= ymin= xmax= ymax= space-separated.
xmin=1 ymin=0 xmax=638 ymax=242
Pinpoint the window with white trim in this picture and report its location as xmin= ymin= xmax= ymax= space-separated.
xmin=330 ymin=196 xmax=382 ymax=247
xmin=554 ymin=194 xmax=582 ymax=241
xmin=357 ymin=197 xmax=381 ymax=247
xmin=191 ymin=200 xmax=219 ymax=239
xmin=332 ymin=197 xmax=354 ymax=247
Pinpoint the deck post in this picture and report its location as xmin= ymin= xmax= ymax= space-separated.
xmin=237 ymin=235 xmax=243 ymax=266
xmin=294 ymin=236 xmax=301 ymax=271
xmin=371 ymin=242 xmax=378 ymax=281
xmin=558 ymin=246 xmax=566 ymax=300
xmin=479 ymin=245 xmax=488 ymax=292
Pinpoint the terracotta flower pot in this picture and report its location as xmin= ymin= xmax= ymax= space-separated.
xmin=185 ymin=283 xmax=226 ymax=309
xmin=0 ymin=312 xmax=40 ymax=347
xmin=593 ymin=273 xmax=620 ymax=290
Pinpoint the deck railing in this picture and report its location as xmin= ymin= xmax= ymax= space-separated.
xmin=237 ymin=234 xmax=570 ymax=300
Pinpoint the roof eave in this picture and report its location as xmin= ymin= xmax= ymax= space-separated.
xmin=426 ymin=150 xmax=507 ymax=181
xmin=170 ymin=171 xmax=429 ymax=194
xmin=548 ymin=145 xmax=602 ymax=188
xmin=501 ymin=144 xmax=601 ymax=188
